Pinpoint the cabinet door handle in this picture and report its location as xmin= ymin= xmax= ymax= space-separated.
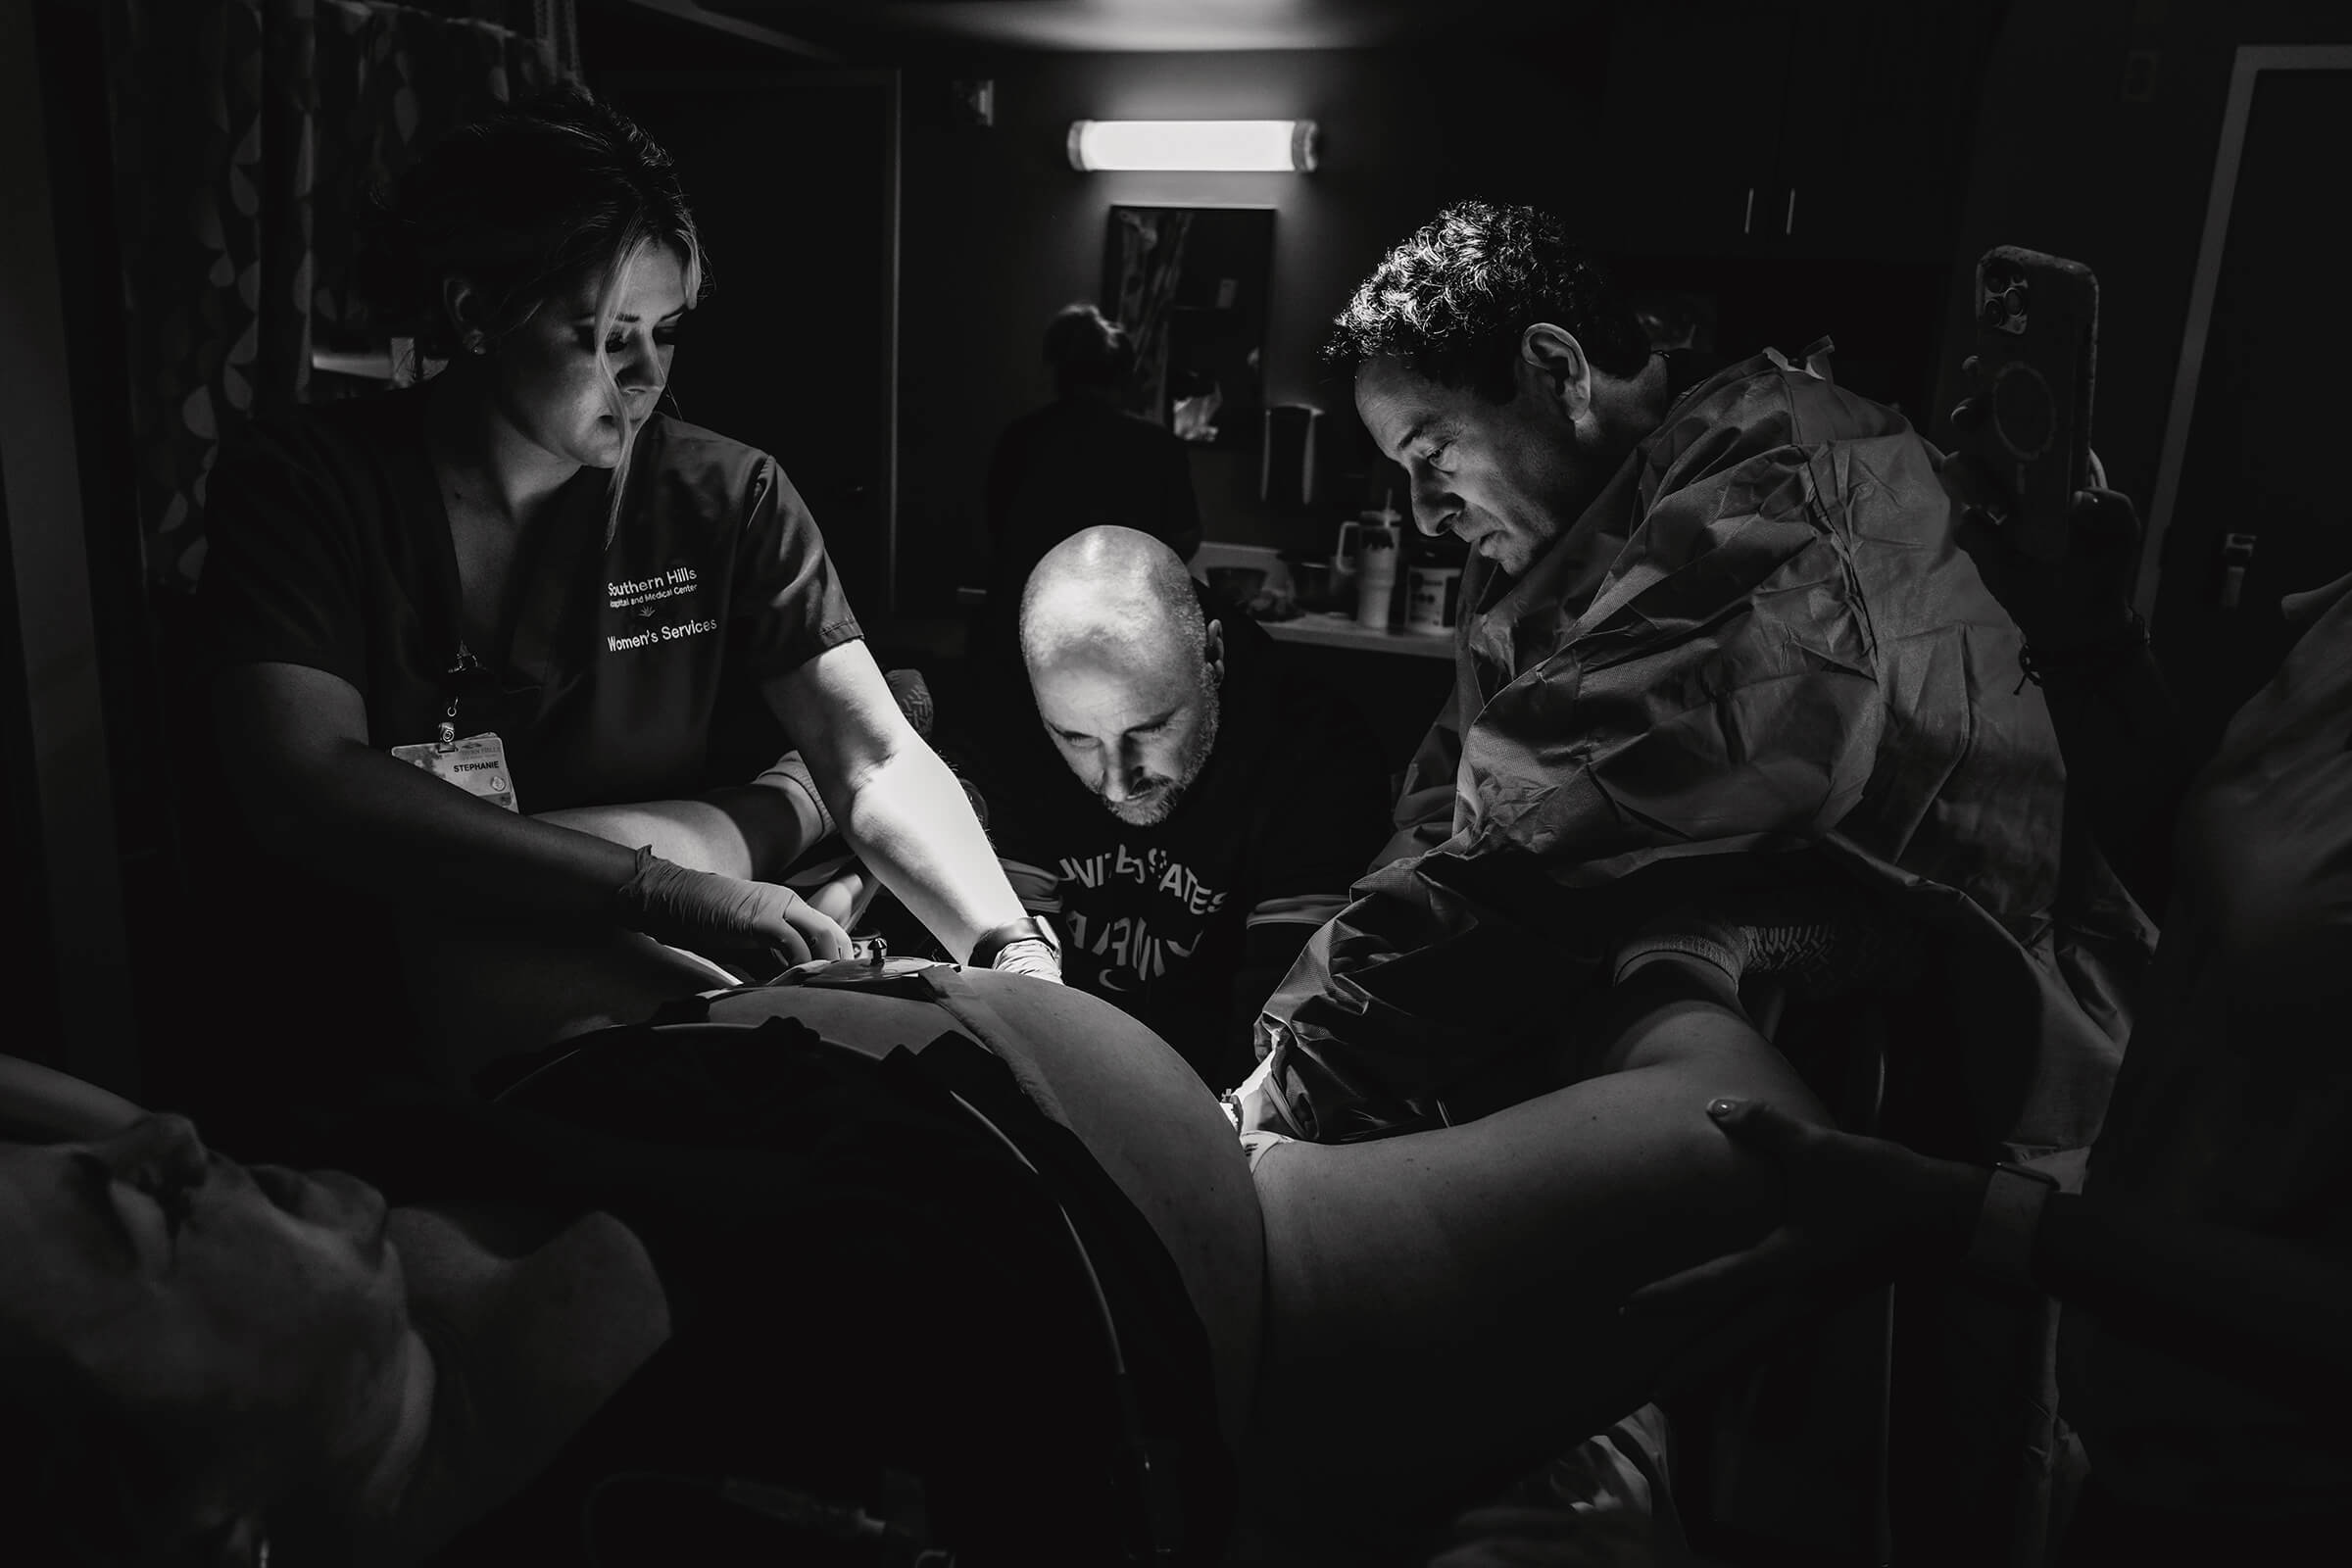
xmin=1784 ymin=186 xmax=1797 ymax=235
xmin=1742 ymin=186 xmax=1755 ymax=234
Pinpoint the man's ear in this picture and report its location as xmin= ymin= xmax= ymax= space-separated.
xmin=440 ymin=275 xmax=486 ymax=348
xmin=1202 ymin=618 xmax=1226 ymax=685
xmin=1519 ymin=322 xmax=1593 ymax=420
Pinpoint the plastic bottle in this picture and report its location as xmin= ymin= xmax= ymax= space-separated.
xmin=1354 ymin=527 xmax=1399 ymax=629
xmin=1351 ymin=490 xmax=1405 ymax=629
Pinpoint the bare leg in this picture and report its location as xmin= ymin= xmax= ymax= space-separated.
xmin=1243 ymin=964 xmax=1829 ymax=1557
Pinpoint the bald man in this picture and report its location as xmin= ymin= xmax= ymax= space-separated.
xmin=948 ymin=527 xmax=1390 ymax=1089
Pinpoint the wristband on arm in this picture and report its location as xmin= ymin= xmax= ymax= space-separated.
xmin=760 ymin=753 xmax=835 ymax=842
xmin=970 ymin=915 xmax=1060 ymax=972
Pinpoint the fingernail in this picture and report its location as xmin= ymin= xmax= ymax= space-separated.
xmin=1707 ymin=1098 xmax=1741 ymax=1118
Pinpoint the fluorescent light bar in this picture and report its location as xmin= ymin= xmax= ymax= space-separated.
xmin=1067 ymin=120 xmax=1318 ymax=172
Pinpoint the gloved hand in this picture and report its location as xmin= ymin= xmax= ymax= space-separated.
xmin=989 ymin=937 xmax=1062 ymax=983
xmin=614 ymin=846 xmax=853 ymax=971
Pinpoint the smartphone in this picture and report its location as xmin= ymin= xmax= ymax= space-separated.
xmin=1949 ymin=246 xmax=2099 ymax=563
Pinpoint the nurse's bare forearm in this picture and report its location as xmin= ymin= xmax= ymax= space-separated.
xmin=536 ymin=781 xmax=826 ymax=882
xmin=838 ymin=743 xmax=1027 ymax=961
xmin=236 ymin=735 xmax=647 ymax=915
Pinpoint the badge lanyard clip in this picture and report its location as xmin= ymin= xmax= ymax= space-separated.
xmin=439 ymin=644 xmax=488 ymax=748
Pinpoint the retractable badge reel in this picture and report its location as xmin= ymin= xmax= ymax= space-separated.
xmin=390 ymin=650 xmax=518 ymax=811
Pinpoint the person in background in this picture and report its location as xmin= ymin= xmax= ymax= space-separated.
xmin=194 ymin=86 xmax=1054 ymax=1127
xmin=975 ymin=304 xmax=1202 ymax=678
xmin=1626 ymin=564 xmax=2352 ymax=1563
xmin=949 ymin=526 xmax=1391 ymax=1091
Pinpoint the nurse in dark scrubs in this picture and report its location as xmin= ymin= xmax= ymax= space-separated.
xmin=195 ymin=86 xmax=1056 ymax=1097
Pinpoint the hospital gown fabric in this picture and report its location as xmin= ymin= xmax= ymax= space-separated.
xmin=1255 ymin=349 xmax=2151 ymax=1160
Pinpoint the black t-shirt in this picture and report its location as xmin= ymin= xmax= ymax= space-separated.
xmin=956 ymin=603 xmax=1391 ymax=1087
xmin=199 ymin=386 xmax=861 ymax=810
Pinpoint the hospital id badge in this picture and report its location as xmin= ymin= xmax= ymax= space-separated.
xmin=390 ymin=731 xmax=519 ymax=811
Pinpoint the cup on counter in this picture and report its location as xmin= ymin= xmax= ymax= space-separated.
xmin=1406 ymin=564 xmax=1462 ymax=635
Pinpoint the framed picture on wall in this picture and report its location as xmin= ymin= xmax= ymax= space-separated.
xmin=1102 ymin=204 xmax=1275 ymax=452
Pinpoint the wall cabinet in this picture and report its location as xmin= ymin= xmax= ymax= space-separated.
xmin=1594 ymin=0 xmax=1994 ymax=264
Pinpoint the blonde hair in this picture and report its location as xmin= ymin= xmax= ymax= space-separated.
xmin=584 ymin=228 xmax=707 ymax=546
xmin=358 ymin=85 xmax=711 ymax=547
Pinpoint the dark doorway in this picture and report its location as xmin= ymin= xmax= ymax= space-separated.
xmin=599 ymin=71 xmax=903 ymax=616
xmin=2147 ymin=61 xmax=2352 ymax=756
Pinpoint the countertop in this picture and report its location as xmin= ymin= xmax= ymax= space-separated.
xmin=1256 ymin=612 xmax=1455 ymax=660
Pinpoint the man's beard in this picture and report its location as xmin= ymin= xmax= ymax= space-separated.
xmin=1101 ymin=682 xmax=1220 ymax=828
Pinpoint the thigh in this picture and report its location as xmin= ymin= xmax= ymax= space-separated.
xmin=1245 ymin=1026 xmax=1825 ymax=1544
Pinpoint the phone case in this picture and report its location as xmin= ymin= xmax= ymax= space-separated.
xmin=1951 ymin=246 xmax=2099 ymax=563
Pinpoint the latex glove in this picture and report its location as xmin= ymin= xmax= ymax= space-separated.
xmin=1623 ymin=1098 xmax=1985 ymax=1320
xmin=614 ymin=846 xmax=852 ymax=970
xmin=1226 ymin=1051 xmax=1293 ymax=1137
xmin=989 ymin=936 xmax=1063 ymax=984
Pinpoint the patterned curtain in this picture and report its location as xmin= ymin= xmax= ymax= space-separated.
xmin=101 ymin=0 xmax=580 ymax=591
xmin=1106 ymin=207 xmax=1194 ymax=426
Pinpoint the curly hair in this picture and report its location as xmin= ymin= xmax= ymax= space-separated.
xmin=1325 ymin=200 xmax=1650 ymax=403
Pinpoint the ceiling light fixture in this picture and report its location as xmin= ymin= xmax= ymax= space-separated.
xmin=1066 ymin=119 xmax=1318 ymax=172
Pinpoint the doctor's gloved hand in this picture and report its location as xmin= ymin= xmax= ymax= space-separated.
xmin=614 ymin=846 xmax=854 ymax=971
xmin=989 ymin=938 xmax=1063 ymax=984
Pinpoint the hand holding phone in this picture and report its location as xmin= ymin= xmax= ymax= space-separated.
xmin=1948 ymin=246 xmax=2099 ymax=564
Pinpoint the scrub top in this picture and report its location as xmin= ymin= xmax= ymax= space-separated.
xmin=200 ymin=386 xmax=861 ymax=811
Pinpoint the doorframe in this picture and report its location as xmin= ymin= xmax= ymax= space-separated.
xmin=2137 ymin=45 xmax=2352 ymax=620
xmin=0 ymin=0 xmax=137 ymax=1090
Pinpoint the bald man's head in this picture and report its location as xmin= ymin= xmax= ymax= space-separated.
xmin=1019 ymin=527 xmax=1225 ymax=827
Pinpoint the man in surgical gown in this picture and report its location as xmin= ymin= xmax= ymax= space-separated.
xmin=1251 ymin=200 xmax=2147 ymax=1180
